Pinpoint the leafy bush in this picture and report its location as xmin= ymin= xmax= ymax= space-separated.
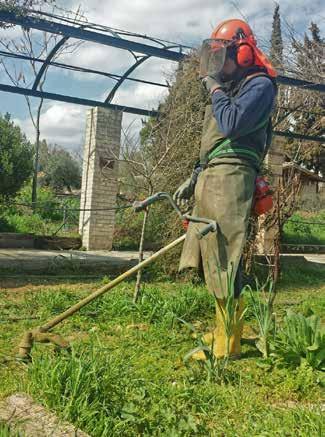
xmin=113 ymin=205 xmax=167 ymax=250
xmin=0 ymin=113 xmax=33 ymax=199
xmin=272 ymin=311 xmax=325 ymax=370
xmin=0 ymin=183 xmax=80 ymax=235
xmin=17 ymin=183 xmax=63 ymax=221
xmin=5 ymin=212 xmax=47 ymax=234
xmin=0 ymin=214 xmax=16 ymax=232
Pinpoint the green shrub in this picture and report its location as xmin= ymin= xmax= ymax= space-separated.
xmin=0 ymin=214 xmax=15 ymax=232
xmin=5 ymin=212 xmax=47 ymax=234
xmin=282 ymin=211 xmax=325 ymax=245
xmin=113 ymin=205 xmax=166 ymax=250
xmin=272 ymin=311 xmax=325 ymax=370
xmin=0 ymin=183 xmax=80 ymax=235
xmin=17 ymin=184 xmax=63 ymax=221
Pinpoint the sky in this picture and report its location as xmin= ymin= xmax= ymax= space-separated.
xmin=0 ymin=0 xmax=324 ymax=153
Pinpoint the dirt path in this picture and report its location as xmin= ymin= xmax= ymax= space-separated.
xmin=0 ymin=393 xmax=89 ymax=436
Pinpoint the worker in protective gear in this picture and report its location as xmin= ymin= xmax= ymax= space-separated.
xmin=175 ymin=19 xmax=277 ymax=360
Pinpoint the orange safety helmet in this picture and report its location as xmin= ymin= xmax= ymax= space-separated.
xmin=210 ymin=19 xmax=277 ymax=77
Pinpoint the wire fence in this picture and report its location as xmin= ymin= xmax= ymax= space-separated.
xmin=7 ymin=202 xmax=132 ymax=212
xmin=5 ymin=201 xmax=133 ymax=212
xmin=288 ymin=219 xmax=325 ymax=226
xmin=1 ymin=199 xmax=325 ymax=227
xmin=0 ymin=198 xmax=135 ymax=237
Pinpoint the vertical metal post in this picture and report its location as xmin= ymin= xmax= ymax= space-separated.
xmin=63 ymin=204 xmax=68 ymax=231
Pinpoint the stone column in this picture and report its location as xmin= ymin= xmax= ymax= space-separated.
xmin=256 ymin=136 xmax=285 ymax=254
xmin=79 ymin=107 xmax=122 ymax=250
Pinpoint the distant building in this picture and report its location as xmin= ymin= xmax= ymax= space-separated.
xmin=283 ymin=162 xmax=325 ymax=210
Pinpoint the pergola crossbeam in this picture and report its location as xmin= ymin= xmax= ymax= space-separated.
xmin=0 ymin=83 xmax=159 ymax=117
xmin=0 ymin=49 xmax=169 ymax=88
xmin=0 ymin=11 xmax=186 ymax=62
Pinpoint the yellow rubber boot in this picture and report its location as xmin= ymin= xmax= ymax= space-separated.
xmin=191 ymin=329 xmax=214 ymax=345
xmin=189 ymin=330 xmax=216 ymax=361
xmin=212 ymin=297 xmax=244 ymax=359
xmin=201 ymin=331 xmax=214 ymax=345
xmin=191 ymin=297 xmax=244 ymax=361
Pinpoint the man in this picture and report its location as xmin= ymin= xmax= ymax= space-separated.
xmin=174 ymin=19 xmax=277 ymax=360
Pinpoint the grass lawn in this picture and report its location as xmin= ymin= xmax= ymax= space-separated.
xmin=282 ymin=210 xmax=325 ymax=246
xmin=0 ymin=259 xmax=324 ymax=436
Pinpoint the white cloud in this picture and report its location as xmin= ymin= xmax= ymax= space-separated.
xmin=13 ymin=82 xmax=165 ymax=154
xmin=59 ymin=42 xmax=133 ymax=77
xmin=67 ymin=0 xmax=324 ymax=44
xmin=70 ymin=0 xmax=233 ymax=42
xmin=119 ymin=81 xmax=169 ymax=144
xmin=14 ymin=102 xmax=86 ymax=152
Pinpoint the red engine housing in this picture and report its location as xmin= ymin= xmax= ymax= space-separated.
xmin=182 ymin=219 xmax=189 ymax=230
xmin=253 ymin=176 xmax=273 ymax=216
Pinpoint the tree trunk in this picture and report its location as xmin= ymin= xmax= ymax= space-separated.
xmin=31 ymin=100 xmax=43 ymax=213
xmin=133 ymin=208 xmax=149 ymax=303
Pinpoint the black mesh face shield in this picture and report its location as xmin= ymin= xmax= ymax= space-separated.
xmin=199 ymin=39 xmax=231 ymax=79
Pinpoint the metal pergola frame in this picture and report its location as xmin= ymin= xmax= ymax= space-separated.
xmin=0 ymin=9 xmax=187 ymax=116
xmin=0 ymin=9 xmax=324 ymax=141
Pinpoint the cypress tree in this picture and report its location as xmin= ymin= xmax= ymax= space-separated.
xmin=310 ymin=22 xmax=321 ymax=43
xmin=270 ymin=4 xmax=283 ymax=70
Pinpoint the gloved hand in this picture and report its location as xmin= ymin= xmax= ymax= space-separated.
xmin=173 ymin=177 xmax=193 ymax=207
xmin=173 ymin=166 xmax=202 ymax=207
xmin=201 ymin=75 xmax=223 ymax=94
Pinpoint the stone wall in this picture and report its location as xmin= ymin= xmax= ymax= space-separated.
xmin=79 ymin=107 xmax=122 ymax=250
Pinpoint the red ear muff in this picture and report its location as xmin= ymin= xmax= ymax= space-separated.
xmin=236 ymin=43 xmax=255 ymax=67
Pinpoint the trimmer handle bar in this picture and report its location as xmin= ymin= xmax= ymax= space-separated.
xmin=133 ymin=192 xmax=217 ymax=239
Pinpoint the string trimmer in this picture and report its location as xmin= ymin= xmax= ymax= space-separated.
xmin=17 ymin=192 xmax=217 ymax=361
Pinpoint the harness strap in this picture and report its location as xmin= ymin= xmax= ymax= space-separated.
xmin=207 ymin=116 xmax=269 ymax=163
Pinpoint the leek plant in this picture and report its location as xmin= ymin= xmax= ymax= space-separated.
xmin=245 ymin=280 xmax=275 ymax=358
xmin=0 ymin=422 xmax=15 ymax=437
xmin=215 ymin=267 xmax=246 ymax=359
xmin=182 ymin=265 xmax=245 ymax=379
